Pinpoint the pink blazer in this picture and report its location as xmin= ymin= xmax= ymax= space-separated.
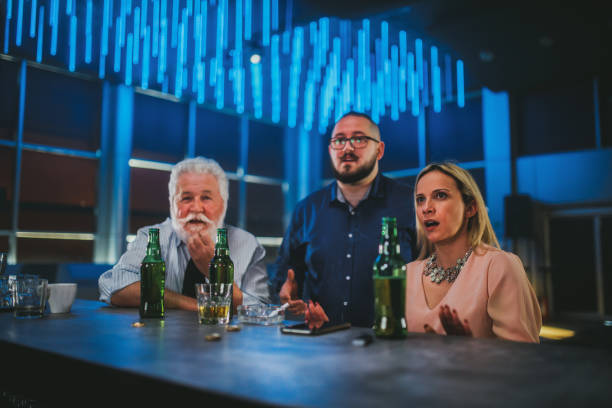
xmin=405 ymin=245 xmax=542 ymax=343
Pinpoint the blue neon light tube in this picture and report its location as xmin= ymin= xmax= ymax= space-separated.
xmin=35 ymin=6 xmax=44 ymax=62
xmin=457 ymin=59 xmax=465 ymax=107
xmin=69 ymin=15 xmax=77 ymax=72
xmin=29 ymin=0 xmax=36 ymax=38
xmin=142 ymin=26 xmax=150 ymax=88
xmin=86 ymin=0 xmax=93 ymax=63
xmin=133 ymin=7 xmax=140 ymax=63
xmin=16 ymin=0 xmax=24 ymax=46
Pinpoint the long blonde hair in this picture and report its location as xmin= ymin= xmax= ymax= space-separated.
xmin=415 ymin=162 xmax=500 ymax=259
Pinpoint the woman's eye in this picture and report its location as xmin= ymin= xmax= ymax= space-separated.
xmin=415 ymin=196 xmax=424 ymax=204
xmin=435 ymin=192 xmax=447 ymax=199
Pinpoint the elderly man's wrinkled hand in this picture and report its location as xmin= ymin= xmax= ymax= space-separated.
xmin=187 ymin=230 xmax=215 ymax=276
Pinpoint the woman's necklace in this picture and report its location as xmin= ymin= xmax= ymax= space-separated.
xmin=423 ymin=247 xmax=473 ymax=284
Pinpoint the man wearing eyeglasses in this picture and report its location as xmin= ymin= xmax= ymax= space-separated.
xmin=270 ymin=112 xmax=415 ymax=328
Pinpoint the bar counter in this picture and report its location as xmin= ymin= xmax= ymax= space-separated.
xmin=1 ymin=300 xmax=610 ymax=407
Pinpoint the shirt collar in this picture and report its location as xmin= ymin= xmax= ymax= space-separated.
xmin=329 ymin=171 xmax=385 ymax=205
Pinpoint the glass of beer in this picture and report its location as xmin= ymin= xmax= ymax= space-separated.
xmin=196 ymin=283 xmax=232 ymax=325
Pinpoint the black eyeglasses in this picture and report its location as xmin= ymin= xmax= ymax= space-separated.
xmin=329 ymin=135 xmax=380 ymax=150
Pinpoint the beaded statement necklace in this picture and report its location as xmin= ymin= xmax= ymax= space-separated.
xmin=423 ymin=248 xmax=473 ymax=284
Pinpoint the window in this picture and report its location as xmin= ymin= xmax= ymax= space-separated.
xmin=226 ymin=179 xmax=239 ymax=227
xmin=246 ymin=183 xmax=285 ymax=237
xmin=195 ymin=108 xmax=241 ymax=172
xmin=17 ymin=238 xmax=94 ymax=263
xmin=132 ymin=92 xmax=187 ymax=163
xmin=19 ymin=151 xmax=97 ymax=232
xmin=129 ymin=167 xmax=170 ymax=234
xmin=24 ymin=67 xmax=101 ymax=151
xmin=0 ymin=59 xmax=19 ymax=141
xmin=0 ymin=147 xmax=15 ymax=229
xmin=248 ymin=121 xmax=284 ymax=178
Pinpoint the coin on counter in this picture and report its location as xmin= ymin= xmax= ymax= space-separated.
xmin=226 ymin=325 xmax=242 ymax=332
xmin=205 ymin=333 xmax=222 ymax=341
xmin=132 ymin=321 xmax=145 ymax=328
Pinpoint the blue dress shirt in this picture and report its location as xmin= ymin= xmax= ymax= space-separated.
xmin=269 ymin=173 xmax=415 ymax=327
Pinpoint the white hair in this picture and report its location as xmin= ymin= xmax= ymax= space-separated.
xmin=168 ymin=157 xmax=229 ymax=222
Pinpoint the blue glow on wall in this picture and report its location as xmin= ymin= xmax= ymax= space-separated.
xmin=3 ymin=0 xmax=466 ymax=132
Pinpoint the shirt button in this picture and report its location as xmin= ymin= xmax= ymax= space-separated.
xmin=346 ymin=253 xmax=351 ymax=258
xmin=350 ymin=210 xmax=355 ymax=215
xmin=348 ymin=233 xmax=353 ymax=238
xmin=346 ymin=276 xmax=351 ymax=280
xmin=343 ymin=301 xmax=348 ymax=306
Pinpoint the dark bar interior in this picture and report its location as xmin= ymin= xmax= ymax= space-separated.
xmin=1 ymin=1 xmax=611 ymax=406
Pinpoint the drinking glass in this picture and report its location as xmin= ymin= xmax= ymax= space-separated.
xmin=196 ymin=283 xmax=232 ymax=325
xmin=14 ymin=275 xmax=49 ymax=319
xmin=0 ymin=275 xmax=15 ymax=311
xmin=0 ymin=252 xmax=7 ymax=275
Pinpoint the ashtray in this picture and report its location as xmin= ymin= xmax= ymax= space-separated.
xmin=237 ymin=304 xmax=285 ymax=325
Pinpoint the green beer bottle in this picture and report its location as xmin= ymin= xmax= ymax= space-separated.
xmin=373 ymin=217 xmax=407 ymax=339
xmin=209 ymin=228 xmax=235 ymax=318
xmin=140 ymin=228 xmax=166 ymax=319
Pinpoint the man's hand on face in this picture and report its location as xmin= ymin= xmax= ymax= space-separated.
xmin=187 ymin=229 xmax=215 ymax=276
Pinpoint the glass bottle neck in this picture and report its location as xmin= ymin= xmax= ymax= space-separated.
xmin=379 ymin=223 xmax=400 ymax=256
xmin=145 ymin=229 xmax=162 ymax=260
xmin=146 ymin=245 xmax=161 ymax=257
xmin=214 ymin=247 xmax=230 ymax=257
xmin=214 ymin=228 xmax=230 ymax=256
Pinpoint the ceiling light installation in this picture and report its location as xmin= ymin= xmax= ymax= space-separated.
xmin=2 ymin=0 xmax=465 ymax=133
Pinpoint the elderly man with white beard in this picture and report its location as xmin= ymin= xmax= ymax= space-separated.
xmin=98 ymin=157 xmax=269 ymax=311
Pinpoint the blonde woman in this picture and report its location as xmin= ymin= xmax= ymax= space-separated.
xmin=405 ymin=162 xmax=541 ymax=343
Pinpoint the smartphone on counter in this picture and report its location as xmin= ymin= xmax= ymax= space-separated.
xmin=280 ymin=321 xmax=351 ymax=336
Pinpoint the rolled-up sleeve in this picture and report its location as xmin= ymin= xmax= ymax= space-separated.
xmin=98 ymin=229 xmax=148 ymax=304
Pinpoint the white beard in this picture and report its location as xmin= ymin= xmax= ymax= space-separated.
xmin=171 ymin=212 xmax=223 ymax=244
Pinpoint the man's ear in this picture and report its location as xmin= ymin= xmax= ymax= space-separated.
xmin=377 ymin=140 xmax=385 ymax=160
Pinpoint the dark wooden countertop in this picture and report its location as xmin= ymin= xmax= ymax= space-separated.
xmin=1 ymin=299 xmax=610 ymax=407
